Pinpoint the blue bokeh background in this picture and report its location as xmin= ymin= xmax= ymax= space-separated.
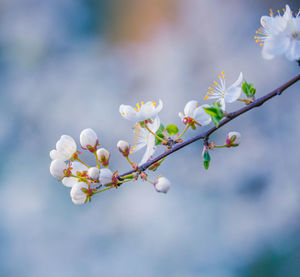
xmin=0 ymin=0 xmax=300 ymax=276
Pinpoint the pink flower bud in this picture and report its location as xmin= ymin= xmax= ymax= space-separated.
xmin=96 ymin=148 xmax=110 ymax=166
xmin=226 ymin=131 xmax=242 ymax=146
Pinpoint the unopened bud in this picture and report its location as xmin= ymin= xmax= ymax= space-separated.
xmin=80 ymin=128 xmax=99 ymax=152
xmin=154 ymin=176 xmax=171 ymax=193
xmin=117 ymin=140 xmax=130 ymax=156
xmin=88 ymin=167 xmax=100 ymax=180
xmin=50 ymin=160 xmax=67 ymax=179
xmin=202 ymin=146 xmax=210 ymax=170
xmin=226 ymin=131 xmax=241 ymax=147
xmin=96 ymin=148 xmax=110 ymax=166
xmin=99 ymin=168 xmax=114 ymax=186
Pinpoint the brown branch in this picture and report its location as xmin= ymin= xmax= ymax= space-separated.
xmin=119 ymin=72 xmax=300 ymax=179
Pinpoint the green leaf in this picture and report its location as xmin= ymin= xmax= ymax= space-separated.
xmin=155 ymin=124 xmax=165 ymax=145
xmin=242 ymin=81 xmax=256 ymax=98
xmin=166 ymin=124 xmax=179 ymax=135
xmin=203 ymin=102 xmax=224 ymax=127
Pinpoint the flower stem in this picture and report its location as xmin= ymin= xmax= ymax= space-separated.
xmin=75 ymin=157 xmax=90 ymax=168
xmin=177 ymin=124 xmax=190 ymax=139
xmin=94 ymin=152 xmax=100 ymax=169
xmin=146 ymin=178 xmax=155 ymax=185
xmin=214 ymin=145 xmax=226 ymax=148
xmin=144 ymin=124 xmax=168 ymax=144
xmin=94 ymin=186 xmax=114 ymax=194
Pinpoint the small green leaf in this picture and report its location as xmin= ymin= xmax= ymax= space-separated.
xmin=203 ymin=107 xmax=218 ymax=117
xmin=242 ymin=81 xmax=256 ymax=98
xmin=204 ymin=102 xmax=224 ymax=127
xmin=155 ymin=124 xmax=165 ymax=145
xmin=166 ymin=124 xmax=179 ymax=135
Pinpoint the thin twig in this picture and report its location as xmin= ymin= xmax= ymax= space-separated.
xmin=119 ymin=73 xmax=300 ymax=179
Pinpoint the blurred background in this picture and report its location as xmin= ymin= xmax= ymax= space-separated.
xmin=0 ymin=0 xmax=300 ymax=276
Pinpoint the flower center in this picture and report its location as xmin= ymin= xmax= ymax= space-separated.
xmin=204 ymin=72 xmax=226 ymax=100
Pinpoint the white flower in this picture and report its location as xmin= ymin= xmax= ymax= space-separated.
xmin=99 ymin=168 xmax=114 ymax=185
xmin=80 ymin=128 xmax=98 ymax=152
xmin=131 ymin=116 xmax=160 ymax=165
xmin=204 ymin=72 xmax=243 ymax=110
xmin=154 ymin=176 xmax=171 ymax=193
xmin=50 ymin=160 xmax=67 ymax=179
xmin=119 ymin=99 xmax=163 ymax=122
xmin=178 ymin=100 xmax=211 ymax=126
xmin=226 ymin=131 xmax=242 ymax=146
xmin=96 ymin=148 xmax=110 ymax=166
xmin=62 ymin=161 xmax=88 ymax=187
xmin=70 ymin=182 xmax=88 ymax=205
xmin=117 ymin=140 xmax=130 ymax=156
xmin=255 ymin=5 xmax=300 ymax=61
xmin=50 ymin=135 xmax=77 ymax=161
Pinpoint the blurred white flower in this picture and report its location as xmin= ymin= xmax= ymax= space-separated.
xmin=50 ymin=159 xmax=67 ymax=179
xmin=255 ymin=5 xmax=300 ymax=61
xmin=204 ymin=72 xmax=243 ymax=110
xmin=117 ymin=140 xmax=130 ymax=157
xmin=99 ymin=168 xmax=114 ymax=185
xmin=70 ymin=182 xmax=88 ymax=205
xmin=80 ymin=128 xmax=98 ymax=152
xmin=96 ymin=148 xmax=110 ymax=166
xmin=88 ymin=167 xmax=100 ymax=181
xmin=62 ymin=161 xmax=88 ymax=187
xmin=179 ymin=100 xmax=211 ymax=126
xmin=131 ymin=117 xmax=160 ymax=165
xmin=119 ymin=99 xmax=163 ymax=122
xmin=154 ymin=176 xmax=171 ymax=193
xmin=226 ymin=131 xmax=242 ymax=146
xmin=50 ymin=135 xmax=77 ymax=161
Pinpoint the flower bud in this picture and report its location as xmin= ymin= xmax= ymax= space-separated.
xmin=99 ymin=168 xmax=114 ymax=186
xmin=154 ymin=176 xmax=171 ymax=193
xmin=50 ymin=160 xmax=67 ymax=179
xmin=70 ymin=182 xmax=88 ymax=205
xmin=50 ymin=135 xmax=77 ymax=161
xmin=80 ymin=128 xmax=98 ymax=152
xmin=226 ymin=131 xmax=241 ymax=146
xmin=88 ymin=167 xmax=100 ymax=181
xmin=96 ymin=148 xmax=110 ymax=166
xmin=117 ymin=140 xmax=130 ymax=157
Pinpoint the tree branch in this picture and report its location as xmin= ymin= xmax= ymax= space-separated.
xmin=119 ymin=72 xmax=300 ymax=179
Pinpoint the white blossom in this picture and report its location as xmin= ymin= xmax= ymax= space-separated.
xmin=255 ymin=5 xmax=300 ymax=61
xmin=62 ymin=161 xmax=88 ymax=187
xmin=50 ymin=135 xmax=77 ymax=161
xmin=204 ymin=72 xmax=243 ymax=110
xmin=80 ymin=128 xmax=98 ymax=152
xmin=178 ymin=100 xmax=211 ymax=126
xmin=99 ymin=168 xmax=114 ymax=186
xmin=88 ymin=167 xmax=100 ymax=181
xmin=70 ymin=182 xmax=88 ymax=205
xmin=50 ymin=160 xmax=67 ymax=179
xmin=119 ymin=99 xmax=163 ymax=122
xmin=155 ymin=176 xmax=171 ymax=193
xmin=131 ymin=117 xmax=160 ymax=165
xmin=226 ymin=131 xmax=242 ymax=146
xmin=117 ymin=140 xmax=130 ymax=156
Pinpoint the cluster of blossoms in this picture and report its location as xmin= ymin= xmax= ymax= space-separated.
xmin=49 ymin=4 xmax=299 ymax=205
xmin=255 ymin=4 xmax=300 ymax=61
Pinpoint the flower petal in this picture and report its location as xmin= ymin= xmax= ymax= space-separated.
xmin=119 ymin=105 xmax=138 ymax=121
xmin=224 ymin=87 xmax=242 ymax=103
xmin=184 ymin=100 xmax=198 ymax=117
xmin=193 ymin=104 xmax=212 ymax=126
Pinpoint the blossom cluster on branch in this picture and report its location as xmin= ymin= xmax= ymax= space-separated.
xmin=49 ymin=4 xmax=300 ymax=205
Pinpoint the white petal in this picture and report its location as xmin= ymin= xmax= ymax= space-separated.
xmin=119 ymin=105 xmax=138 ymax=121
xmin=224 ymin=87 xmax=242 ymax=103
xmin=156 ymin=99 xmax=163 ymax=113
xmin=193 ymin=104 xmax=212 ymax=126
xmin=283 ymin=5 xmax=292 ymax=22
xmin=148 ymin=116 xmax=160 ymax=132
xmin=71 ymin=161 xmax=88 ymax=173
xmin=285 ymin=40 xmax=300 ymax=61
xmin=184 ymin=100 xmax=198 ymax=117
xmin=178 ymin=112 xmax=184 ymax=121
xmin=139 ymin=136 xmax=156 ymax=165
xmin=50 ymin=149 xmax=68 ymax=161
xmin=62 ymin=177 xmax=78 ymax=187
xmin=99 ymin=168 xmax=113 ymax=185
xmin=230 ymin=72 xmax=243 ymax=88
